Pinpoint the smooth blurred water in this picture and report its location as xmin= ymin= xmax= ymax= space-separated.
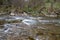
xmin=0 ymin=16 xmax=60 ymax=40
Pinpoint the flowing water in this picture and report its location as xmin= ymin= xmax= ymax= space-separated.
xmin=0 ymin=15 xmax=60 ymax=40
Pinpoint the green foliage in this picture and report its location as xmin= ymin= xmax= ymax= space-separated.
xmin=54 ymin=2 xmax=60 ymax=9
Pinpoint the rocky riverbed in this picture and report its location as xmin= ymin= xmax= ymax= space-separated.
xmin=0 ymin=16 xmax=60 ymax=40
